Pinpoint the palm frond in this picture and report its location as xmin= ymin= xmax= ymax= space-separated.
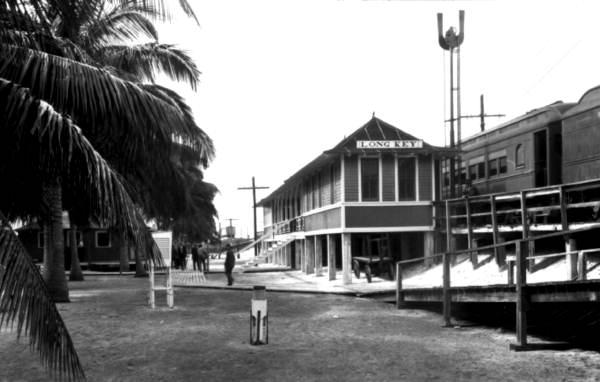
xmin=0 ymin=215 xmax=85 ymax=381
xmin=109 ymin=0 xmax=199 ymax=25
xmin=0 ymin=43 xmax=205 ymax=160
xmin=141 ymin=84 xmax=214 ymax=165
xmin=101 ymin=43 xmax=200 ymax=90
xmin=0 ymin=77 xmax=163 ymax=266
xmin=82 ymin=7 xmax=159 ymax=47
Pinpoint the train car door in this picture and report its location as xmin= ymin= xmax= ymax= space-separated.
xmin=534 ymin=130 xmax=548 ymax=187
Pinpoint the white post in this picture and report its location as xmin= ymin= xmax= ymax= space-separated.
xmin=149 ymin=262 xmax=155 ymax=309
xmin=342 ymin=233 xmax=352 ymax=285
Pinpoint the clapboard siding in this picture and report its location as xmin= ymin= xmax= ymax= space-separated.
xmin=345 ymin=156 xmax=359 ymax=202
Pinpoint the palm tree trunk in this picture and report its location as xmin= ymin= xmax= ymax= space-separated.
xmin=134 ymin=247 xmax=148 ymax=277
xmin=42 ymin=178 xmax=70 ymax=302
xmin=68 ymin=222 xmax=84 ymax=281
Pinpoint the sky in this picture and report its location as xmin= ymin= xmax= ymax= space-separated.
xmin=157 ymin=0 xmax=600 ymax=239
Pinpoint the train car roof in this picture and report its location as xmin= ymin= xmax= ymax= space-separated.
xmin=461 ymin=101 xmax=576 ymax=149
xmin=562 ymin=84 xmax=600 ymax=119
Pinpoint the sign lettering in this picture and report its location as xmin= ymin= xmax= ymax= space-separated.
xmin=356 ymin=140 xmax=423 ymax=149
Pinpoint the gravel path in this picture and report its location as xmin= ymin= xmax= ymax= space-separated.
xmin=1 ymin=275 xmax=600 ymax=381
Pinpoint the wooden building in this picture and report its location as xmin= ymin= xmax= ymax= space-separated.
xmin=17 ymin=214 xmax=132 ymax=270
xmin=257 ymin=116 xmax=453 ymax=284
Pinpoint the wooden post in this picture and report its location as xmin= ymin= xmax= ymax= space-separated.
xmin=466 ymin=198 xmax=473 ymax=258
xmin=445 ymin=200 xmax=452 ymax=253
xmin=166 ymin=267 xmax=174 ymax=308
xmin=507 ymin=259 xmax=515 ymax=286
xmin=577 ymin=250 xmax=587 ymax=281
xmin=490 ymin=195 xmax=503 ymax=265
xmin=396 ymin=262 xmax=404 ymax=309
xmin=314 ymin=235 xmax=323 ymax=276
xmin=559 ymin=186 xmax=568 ymax=231
xmin=566 ymin=237 xmax=577 ymax=281
xmin=510 ymin=240 xmax=529 ymax=350
xmin=442 ymin=252 xmax=452 ymax=327
xmin=149 ymin=262 xmax=155 ymax=309
xmin=327 ymin=234 xmax=336 ymax=281
xmin=342 ymin=233 xmax=352 ymax=285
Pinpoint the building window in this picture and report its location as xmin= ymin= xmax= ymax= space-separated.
xmin=361 ymin=157 xmax=379 ymax=201
xmin=515 ymin=144 xmax=525 ymax=168
xmin=468 ymin=164 xmax=477 ymax=180
xmin=95 ymin=231 xmax=111 ymax=248
xmin=37 ymin=232 xmax=45 ymax=248
xmin=397 ymin=157 xmax=416 ymax=200
xmin=499 ymin=157 xmax=508 ymax=174
xmin=488 ymin=159 xmax=498 ymax=177
xmin=477 ymin=162 xmax=485 ymax=179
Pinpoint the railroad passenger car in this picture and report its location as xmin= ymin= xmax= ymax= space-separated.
xmin=444 ymin=101 xmax=575 ymax=197
xmin=562 ymin=85 xmax=600 ymax=184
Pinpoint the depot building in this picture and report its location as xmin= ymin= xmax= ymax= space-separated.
xmin=257 ymin=116 xmax=453 ymax=284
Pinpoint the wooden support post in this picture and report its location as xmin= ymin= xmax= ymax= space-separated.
xmin=342 ymin=233 xmax=352 ymax=285
xmin=149 ymin=262 xmax=155 ymax=309
xmin=510 ymin=240 xmax=529 ymax=350
xmin=566 ymin=237 xmax=577 ymax=281
xmin=520 ymin=191 xmax=529 ymax=239
xmin=442 ymin=252 xmax=452 ymax=327
xmin=166 ymin=267 xmax=174 ymax=308
xmin=577 ymin=251 xmax=587 ymax=281
xmin=466 ymin=198 xmax=473 ymax=255
xmin=490 ymin=195 xmax=503 ymax=266
xmin=507 ymin=259 xmax=515 ymax=286
xmin=445 ymin=200 xmax=452 ymax=253
xmin=327 ymin=234 xmax=336 ymax=281
xmin=396 ymin=262 xmax=404 ymax=309
xmin=559 ymin=186 xmax=568 ymax=231
xmin=314 ymin=235 xmax=323 ymax=276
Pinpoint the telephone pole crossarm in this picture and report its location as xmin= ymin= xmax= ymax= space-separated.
xmin=237 ymin=176 xmax=269 ymax=256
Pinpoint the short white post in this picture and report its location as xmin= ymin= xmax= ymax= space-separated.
xmin=250 ymin=285 xmax=268 ymax=345
xmin=149 ymin=262 xmax=156 ymax=309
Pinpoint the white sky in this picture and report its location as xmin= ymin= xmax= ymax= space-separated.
xmin=158 ymin=0 xmax=600 ymax=238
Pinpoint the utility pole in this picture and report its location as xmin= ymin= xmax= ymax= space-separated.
xmin=438 ymin=10 xmax=464 ymax=198
xmin=238 ymin=177 xmax=269 ymax=256
xmin=458 ymin=94 xmax=505 ymax=132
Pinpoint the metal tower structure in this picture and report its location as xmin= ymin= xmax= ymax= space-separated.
xmin=438 ymin=10 xmax=464 ymax=198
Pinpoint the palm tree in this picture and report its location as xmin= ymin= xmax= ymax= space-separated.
xmin=1 ymin=0 xmax=212 ymax=298
xmin=1 ymin=0 xmax=206 ymax=378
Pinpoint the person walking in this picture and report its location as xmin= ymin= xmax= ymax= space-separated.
xmin=199 ymin=243 xmax=209 ymax=272
xmin=224 ymin=244 xmax=236 ymax=286
xmin=191 ymin=244 xmax=201 ymax=271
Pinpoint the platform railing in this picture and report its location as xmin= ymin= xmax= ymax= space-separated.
xmin=395 ymin=224 xmax=600 ymax=349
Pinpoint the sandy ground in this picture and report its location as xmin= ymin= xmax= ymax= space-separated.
xmin=1 ymin=275 xmax=600 ymax=382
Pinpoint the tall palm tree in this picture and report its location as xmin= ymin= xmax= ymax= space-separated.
xmin=1 ymin=0 xmax=212 ymax=299
xmin=1 ymin=0 xmax=205 ymax=378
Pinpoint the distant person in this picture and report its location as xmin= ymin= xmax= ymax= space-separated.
xmin=191 ymin=244 xmax=201 ymax=271
xmin=199 ymin=243 xmax=209 ymax=272
xmin=224 ymin=244 xmax=236 ymax=286
xmin=179 ymin=244 xmax=188 ymax=270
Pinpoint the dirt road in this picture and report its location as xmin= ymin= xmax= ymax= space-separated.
xmin=1 ymin=276 xmax=599 ymax=381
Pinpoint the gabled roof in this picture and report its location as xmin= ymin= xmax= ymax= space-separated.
xmin=257 ymin=117 xmax=453 ymax=206
xmin=324 ymin=116 xmax=448 ymax=155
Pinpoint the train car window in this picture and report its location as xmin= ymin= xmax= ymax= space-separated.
xmin=397 ymin=157 xmax=416 ymax=200
xmin=477 ymin=163 xmax=485 ymax=178
xmin=488 ymin=159 xmax=498 ymax=177
xmin=361 ymin=157 xmax=379 ymax=201
xmin=469 ymin=164 xmax=477 ymax=180
xmin=499 ymin=157 xmax=508 ymax=174
xmin=515 ymin=144 xmax=525 ymax=168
